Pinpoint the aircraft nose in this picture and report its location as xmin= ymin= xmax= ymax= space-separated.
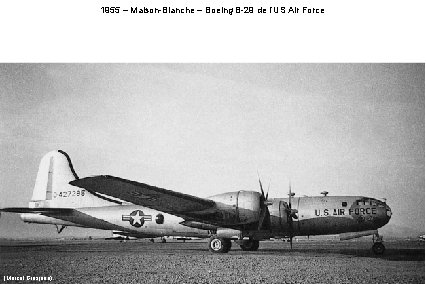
xmin=386 ymin=204 xmax=392 ymax=218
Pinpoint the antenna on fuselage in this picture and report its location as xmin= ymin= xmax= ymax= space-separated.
xmin=320 ymin=191 xmax=329 ymax=197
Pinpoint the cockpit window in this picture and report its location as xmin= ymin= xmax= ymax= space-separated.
xmin=342 ymin=202 xmax=347 ymax=207
xmin=356 ymin=199 xmax=373 ymax=206
xmin=375 ymin=199 xmax=386 ymax=207
xmin=359 ymin=198 xmax=383 ymax=207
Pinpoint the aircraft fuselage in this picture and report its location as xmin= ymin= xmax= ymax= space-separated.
xmin=269 ymin=196 xmax=391 ymax=236
xmin=21 ymin=195 xmax=391 ymax=239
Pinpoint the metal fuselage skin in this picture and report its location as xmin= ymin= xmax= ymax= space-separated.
xmin=21 ymin=206 xmax=211 ymax=239
xmin=268 ymin=196 xmax=391 ymax=236
xmin=21 ymin=195 xmax=391 ymax=239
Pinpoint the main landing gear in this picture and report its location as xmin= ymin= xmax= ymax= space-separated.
xmin=239 ymin=239 xmax=260 ymax=251
xmin=208 ymin=236 xmax=232 ymax=253
xmin=208 ymin=236 xmax=260 ymax=253
xmin=372 ymin=232 xmax=385 ymax=255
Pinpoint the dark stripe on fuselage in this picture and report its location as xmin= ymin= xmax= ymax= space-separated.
xmin=58 ymin=150 xmax=79 ymax=180
xmin=58 ymin=150 xmax=122 ymax=205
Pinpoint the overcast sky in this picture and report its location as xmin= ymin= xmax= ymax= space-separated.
xmin=0 ymin=64 xmax=424 ymax=238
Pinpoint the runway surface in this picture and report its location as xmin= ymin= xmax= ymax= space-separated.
xmin=1 ymin=239 xmax=424 ymax=283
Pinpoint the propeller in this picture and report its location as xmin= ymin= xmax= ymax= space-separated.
xmin=257 ymin=176 xmax=271 ymax=231
xmin=286 ymin=181 xmax=298 ymax=249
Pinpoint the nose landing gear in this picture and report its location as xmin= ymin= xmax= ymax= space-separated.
xmin=372 ymin=232 xmax=385 ymax=255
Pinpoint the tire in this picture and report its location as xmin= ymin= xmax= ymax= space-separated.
xmin=372 ymin=242 xmax=385 ymax=255
xmin=223 ymin=239 xmax=232 ymax=253
xmin=240 ymin=240 xmax=260 ymax=251
xmin=209 ymin=236 xmax=231 ymax=253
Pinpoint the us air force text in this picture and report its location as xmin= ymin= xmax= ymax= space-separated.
xmin=101 ymin=6 xmax=325 ymax=15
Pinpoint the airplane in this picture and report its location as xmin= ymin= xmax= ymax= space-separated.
xmin=0 ymin=150 xmax=392 ymax=254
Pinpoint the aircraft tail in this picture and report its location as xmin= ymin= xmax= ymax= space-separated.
xmin=29 ymin=150 xmax=121 ymax=209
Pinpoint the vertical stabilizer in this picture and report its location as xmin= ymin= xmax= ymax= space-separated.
xmin=30 ymin=150 xmax=120 ymax=208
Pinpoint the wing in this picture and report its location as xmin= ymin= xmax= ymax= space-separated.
xmin=70 ymin=176 xmax=229 ymax=225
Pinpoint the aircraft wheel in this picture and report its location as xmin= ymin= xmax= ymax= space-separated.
xmin=209 ymin=236 xmax=230 ymax=253
xmin=223 ymin=239 xmax=232 ymax=252
xmin=240 ymin=239 xmax=259 ymax=251
xmin=372 ymin=242 xmax=385 ymax=255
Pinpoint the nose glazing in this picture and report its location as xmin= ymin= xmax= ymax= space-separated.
xmin=386 ymin=205 xmax=392 ymax=218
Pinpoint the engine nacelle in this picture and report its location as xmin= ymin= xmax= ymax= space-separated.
xmin=216 ymin=228 xmax=242 ymax=238
xmin=208 ymin=191 xmax=261 ymax=225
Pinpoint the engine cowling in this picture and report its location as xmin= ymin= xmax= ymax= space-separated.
xmin=208 ymin=191 xmax=261 ymax=225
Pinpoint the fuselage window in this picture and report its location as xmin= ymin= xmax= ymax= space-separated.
xmin=156 ymin=213 xmax=164 ymax=224
xmin=342 ymin=202 xmax=347 ymax=207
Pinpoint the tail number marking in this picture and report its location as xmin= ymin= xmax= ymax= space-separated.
xmin=53 ymin=190 xmax=85 ymax=198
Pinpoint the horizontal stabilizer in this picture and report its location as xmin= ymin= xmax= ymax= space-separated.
xmin=0 ymin=207 xmax=74 ymax=215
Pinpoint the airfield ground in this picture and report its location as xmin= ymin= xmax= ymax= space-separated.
xmin=0 ymin=239 xmax=424 ymax=284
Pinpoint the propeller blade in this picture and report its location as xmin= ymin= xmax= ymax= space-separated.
xmin=258 ymin=178 xmax=265 ymax=198
xmin=257 ymin=207 xmax=266 ymax=230
xmin=288 ymin=181 xmax=292 ymax=209
xmin=257 ymin=175 xmax=272 ymax=231
xmin=265 ymin=183 xmax=270 ymax=201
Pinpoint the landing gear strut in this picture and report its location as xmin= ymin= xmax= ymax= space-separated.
xmin=372 ymin=232 xmax=385 ymax=255
xmin=55 ymin=225 xmax=66 ymax=234
xmin=239 ymin=239 xmax=259 ymax=251
xmin=208 ymin=236 xmax=232 ymax=253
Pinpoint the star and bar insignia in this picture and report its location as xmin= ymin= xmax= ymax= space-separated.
xmin=122 ymin=210 xmax=152 ymax=227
